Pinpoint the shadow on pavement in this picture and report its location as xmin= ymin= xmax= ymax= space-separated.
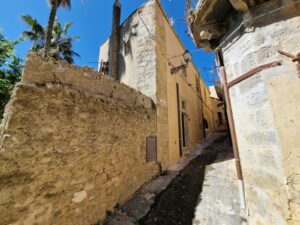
xmin=138 ymin=134 xmax=233 ymax=225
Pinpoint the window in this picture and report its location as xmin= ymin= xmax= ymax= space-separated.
xmin=100 ymin=61 xmax=110 ymax=75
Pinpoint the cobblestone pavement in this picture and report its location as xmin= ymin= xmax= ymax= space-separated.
xmin=100 ymin=132 xmax=242 ymax=225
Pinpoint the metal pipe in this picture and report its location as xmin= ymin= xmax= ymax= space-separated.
xmin=227 ymin=60 xmax=282 ymax=89
xmin=278 ymin=50 xmax=295 ymax=59
xmin=220 ymin=66 xmax=246 ymax=209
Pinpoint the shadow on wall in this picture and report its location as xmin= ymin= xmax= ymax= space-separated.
xmin=118 ymin=15 xmax=138 ymax=80
xmin=139 ymin=135 xmax=233 ymax=225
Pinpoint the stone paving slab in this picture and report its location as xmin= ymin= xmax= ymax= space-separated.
xmin=192 ymin=141 xmax=242 ymax=225
xmin=100 ymin=132 xmax=226 ymax=225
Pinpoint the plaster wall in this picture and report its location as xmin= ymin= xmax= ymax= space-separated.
xmin=157 ymin=2 xmax=213 ymax=165
xmin=267 ymin=66 xmax=300 ymax=225
xmin=154 ymin=1 xmax=169 ymax=168
xmin=202 ymin=87 xmax=216 ymax=135
xmin=210 ymin=97 xmax=226 ymax=130
xmin=222 ymin=11 xmax=300 ymax=225
xmin=99 ymin=0 xmax=219 ymax=168
xmin=98 ymin=39 xmax=110 ymax=71
xmin=0 ymin=54 xmax=159 ymax=225
xmin=99 ymin=0 xmax=157 ymax=103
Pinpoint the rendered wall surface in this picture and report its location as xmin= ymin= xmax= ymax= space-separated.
xmin=210 ymin=97 xmax=226 ymax=130
xmin=99 ymin=0 xmax=218 ymax=168
xmin=156 ymin=2 xmax=214 ymax=166
xmin=0 ymin=54 xmax=159 ymax=225
xmin=222 ymin=11 xmax=300 ymax=225
xmin=267 ymin=66 xmax=300 ymax=225
xmin=99 ymin=0 xmax=157 ymax=103
xmin=155 ymin=1 xmax=170 ymax=168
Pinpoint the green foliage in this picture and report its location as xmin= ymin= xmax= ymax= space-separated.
xmin=0 ymin=30 xmax=23 ymax=119
xmin=22 ymin=14 xmax=79 ymax=64
xmin=0 ymin=79 xmax=14 ymax=118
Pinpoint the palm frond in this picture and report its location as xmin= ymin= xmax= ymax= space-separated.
xmin=63 ymin=22 xmax=73 ymax=34
xmin=22 ymin=14 xmax=79 ymax=64
xmin=60 ymin=0 xmax=71 ymax=9
xmin=21 ymin=14 xmax=36 ymax=26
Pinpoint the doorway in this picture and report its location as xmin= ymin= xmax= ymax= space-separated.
xmin=218 ymin=112 xmax=223 ymax=125
xmin=181 ymin=112 xmax=188 ymax=148
xmin=176 ymin=83 xmax=183 ymax=157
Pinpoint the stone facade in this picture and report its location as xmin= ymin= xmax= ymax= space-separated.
xmin=221 ymin=12 xmax=300 ymax=225
xmin=99 ymin=0 xmax=157 ymax=102
xmin=0 ymin=54 xmax=159 ymax=225
xmin=189 ymin=0 xmax=300 ymax=224
xmin=99 ymin=0 xmax=223 ymax=168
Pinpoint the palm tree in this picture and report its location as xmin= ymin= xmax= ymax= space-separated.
xmin=22 ymin=14 xmax=79 ymax=64
xmin=44 ymin=0 xmax=71 ymax=57
xmin=21 ymin=15 xmax=45 ymax=53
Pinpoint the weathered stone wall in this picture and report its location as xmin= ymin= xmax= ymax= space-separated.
xmin=156 ymin=1 xmax=211 ymax=166
xmin=99 ymin=0 xmax=157 ymax=102
xmin=267 ymin=65 xmax=300 ymax=225
xmin=155 ymin=1 xmax=170 ymax=168
xmin=222 ymin=7 xmax=300 ymax=225
xmin=0 ymin=54 xmax=159 ymax=225
xmin=99 ymin=0 xmax=216 ymax=168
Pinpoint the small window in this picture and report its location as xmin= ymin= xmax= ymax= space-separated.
xmin=101 ymin=61 xmax=110 ymax=75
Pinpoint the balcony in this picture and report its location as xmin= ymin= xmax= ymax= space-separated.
xmin=187 ymin=0 xmax=271 ymax=51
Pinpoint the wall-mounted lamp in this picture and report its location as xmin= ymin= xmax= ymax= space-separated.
xmin=171 ymin=50 xmax=192 ymax=75
xmin=183 ymin=50 xmax=192 ymax=64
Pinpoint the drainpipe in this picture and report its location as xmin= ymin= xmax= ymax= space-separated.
xmin=198 ymin=85 xmax=206 ymax=138
xmin=219 ymin=66 xmax=247 ymax=210
xmin=109 ymin=0 xmax=121 ymax=80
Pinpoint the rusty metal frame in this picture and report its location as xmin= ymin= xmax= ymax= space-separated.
xmin=227 ymin=60 xmax=283 ymax=89
xmin=278 ymin=49 xmax=300 ymax=78
xmin=220 ymin=67 xmax=243 ymax=181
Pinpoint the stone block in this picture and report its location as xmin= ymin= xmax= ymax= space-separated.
xmin=0 ymin=55 xmax=159 ymax=225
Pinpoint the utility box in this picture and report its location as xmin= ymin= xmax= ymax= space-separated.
xmin=146 ymin=136 xmax=157 ymax=162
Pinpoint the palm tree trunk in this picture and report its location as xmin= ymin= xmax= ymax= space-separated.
xmin=44 ymin=0 xmax=59 ymax=57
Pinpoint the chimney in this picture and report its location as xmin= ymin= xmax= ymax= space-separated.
xmin=109 ymin=0 xmax=121 ymax=80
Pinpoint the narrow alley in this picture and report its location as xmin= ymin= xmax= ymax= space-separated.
xmin=1 ymin=1 xmax=300 ymax=224
xmin=102 ymin=132 xmax=241 ymax=225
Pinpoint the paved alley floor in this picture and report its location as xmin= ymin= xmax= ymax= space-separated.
xmin=192 ymin=139 xmax=241 ymax=225
xmin=100 ymin=132 xmax=242 ymax=225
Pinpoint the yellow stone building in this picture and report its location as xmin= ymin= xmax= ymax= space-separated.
xmin=188 ymin=0 xmax=300 ymax=224
xmin=99 ymin=0 xmax=226 ymax=167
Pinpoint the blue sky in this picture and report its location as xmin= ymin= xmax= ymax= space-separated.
xmin=0 ymin=0 xmax=215 ymax=85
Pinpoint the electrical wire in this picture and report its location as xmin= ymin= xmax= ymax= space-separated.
xmin=138 ymin=12 xmax=155 ymax=41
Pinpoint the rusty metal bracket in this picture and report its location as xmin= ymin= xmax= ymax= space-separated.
xmin=278 ymin=50 xmax=300 ymax=78
xmin=227 ymin=60 xmax=283 ymax=89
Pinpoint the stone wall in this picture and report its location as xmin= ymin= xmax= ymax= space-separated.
xmin=267 ymin=65 xmax=300 ymax=225
xmin=0 ymin=54 xmax=159 ymax=225
xmin=221 ymin=8 xmax=300 ymax=225
xmin=99 ymin=0 xmax=157 ymax=103
xmin=155 ymin=1 xmax=170 ymax=168
xmin=99 ymin=0 xmax=216 ymax=168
